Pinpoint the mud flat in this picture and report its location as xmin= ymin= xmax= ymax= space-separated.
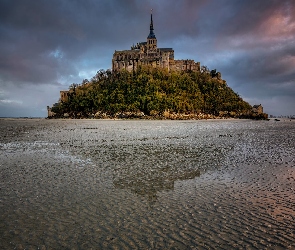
xmin=0 ymin=118 xmax=294 ymax=249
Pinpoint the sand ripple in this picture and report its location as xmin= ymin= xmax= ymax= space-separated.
xmin=0 ymin=118 xmax=294 ymax=249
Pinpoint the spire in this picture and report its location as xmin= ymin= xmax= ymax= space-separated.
xmin=150 ymin=9 xmax=154 ymax=31
xmin=148 ymin=9 xmax=156 ymax=39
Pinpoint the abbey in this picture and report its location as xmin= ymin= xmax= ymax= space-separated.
xmin=112 ymin=12 xmax=200 ymax=72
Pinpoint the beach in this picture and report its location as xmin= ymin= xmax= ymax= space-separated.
xmin=0 ymin=118 xmax=294 ymax=249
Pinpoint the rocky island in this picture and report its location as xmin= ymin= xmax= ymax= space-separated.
xmin=48 ymin=12 xmax=267 ymax=120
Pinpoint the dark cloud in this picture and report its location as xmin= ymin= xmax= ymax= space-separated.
xmin=0 ymin=0 xmax=294 ymax=117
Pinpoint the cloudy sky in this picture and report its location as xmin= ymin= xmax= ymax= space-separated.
xmin=0 ymin=0 xmax=294 ymax=117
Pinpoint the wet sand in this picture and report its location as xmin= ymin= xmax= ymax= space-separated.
xmin=0 ymin=118 xmax=294 ymax=249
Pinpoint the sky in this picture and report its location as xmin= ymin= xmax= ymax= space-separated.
xmin=0 ymin=0 xmax=294 ymax=117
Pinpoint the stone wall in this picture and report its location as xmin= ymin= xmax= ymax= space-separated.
xmin=172 ymin=60 xmax=200 ymax=72
xmin=112 ymin=49 xmax=200 ymax=73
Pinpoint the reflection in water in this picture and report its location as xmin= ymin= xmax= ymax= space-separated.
xmin=96 ymin=143 xmax=228 ymax=203
xmin=113 ymin=163 xmax=200 ymax=202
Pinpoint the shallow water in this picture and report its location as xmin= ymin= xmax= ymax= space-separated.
xmin=0 ymin=119 xmax=294 ymax=249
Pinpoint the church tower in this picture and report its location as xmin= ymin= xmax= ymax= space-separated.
xmin=147 ymin=10 xmax=157 ymax=52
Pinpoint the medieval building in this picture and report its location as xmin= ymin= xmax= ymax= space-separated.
xmin=60 ymin=90 xmax=69 ymax=102
xmin=112 ymin=12 xmax=200 ymax=72
xmin=252 ymin=104 xmax=263 ymax=115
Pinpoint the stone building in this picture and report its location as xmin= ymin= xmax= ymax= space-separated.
xmin=252 ymin=104 xmax=263 ymax=115
xmin=112 ymin=12 xmax=200 ymax=72
xmin=47 ymin=106 xmax=56 ymax=117
xmin=60 ymin=91 xmax=69 ymax=102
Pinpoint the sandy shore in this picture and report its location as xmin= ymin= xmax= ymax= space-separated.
xmin=0 ymin=118 xmax=294 ymax=249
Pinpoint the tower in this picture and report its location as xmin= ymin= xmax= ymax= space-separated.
xmin=147 ymin=9 xmax=157 ymax=52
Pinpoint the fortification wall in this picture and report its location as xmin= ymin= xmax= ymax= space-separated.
xmin=172 ymin=60 xmax=200 ymax=72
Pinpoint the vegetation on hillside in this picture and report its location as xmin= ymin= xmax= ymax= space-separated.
xmin=51 ymin=66 xmax=264 ymax=119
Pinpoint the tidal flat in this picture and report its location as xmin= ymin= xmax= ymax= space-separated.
xmin=0 ymin=118 xmax=294 ymax=249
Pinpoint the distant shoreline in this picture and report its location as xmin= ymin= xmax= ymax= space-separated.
xmin=1 ymin=117 xmax=292 ymax=122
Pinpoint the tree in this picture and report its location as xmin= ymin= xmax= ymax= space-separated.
xmin=52 ymin=65 xmax=252 ymax=118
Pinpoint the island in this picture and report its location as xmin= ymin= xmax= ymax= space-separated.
xmin=47 ymin=12 xmax=268 ymax=120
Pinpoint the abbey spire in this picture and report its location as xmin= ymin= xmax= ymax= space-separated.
xmin=147 ymin=9 xmax=157 ymax=51
xmin=148 ymin=9 xmax=156 ymax=39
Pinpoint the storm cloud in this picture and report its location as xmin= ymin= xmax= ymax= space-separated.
xmin=0 ymin=0 xmax=294 ymax=117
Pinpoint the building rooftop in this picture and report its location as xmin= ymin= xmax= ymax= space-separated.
xmin=159 ymin=48 xmax=174 ymax=51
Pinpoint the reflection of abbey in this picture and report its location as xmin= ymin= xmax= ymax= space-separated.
xmin=112 ymin=12 xmax=200 ymax=72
